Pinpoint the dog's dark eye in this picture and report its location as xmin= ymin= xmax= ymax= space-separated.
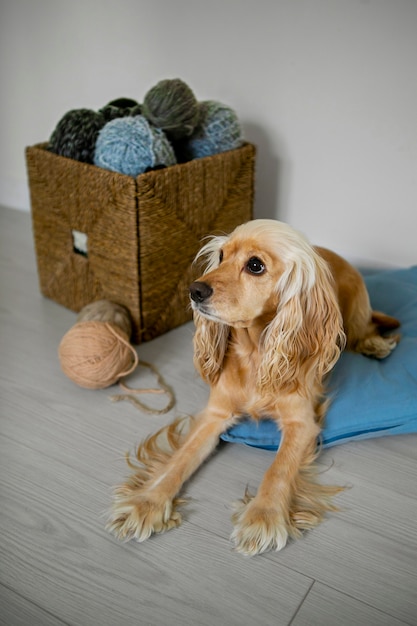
xmin=219 ymin=250 xmax=223 ymax=264
xmin=246 ymin=257 xmax=265 ymax=275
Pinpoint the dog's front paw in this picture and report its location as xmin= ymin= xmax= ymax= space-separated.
xmin=106 ymin=485 xmax=182 ymax=542
xmin=231 ymin=493 xmax=289 ymax=556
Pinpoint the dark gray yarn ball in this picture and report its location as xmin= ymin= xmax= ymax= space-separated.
xmin=48 ymin=109 xmax=106 ymax=163
xmin=99 ymin=98 xmax=142 ymax=122
xmin=142 ymin=78 xmax=200 ymax=140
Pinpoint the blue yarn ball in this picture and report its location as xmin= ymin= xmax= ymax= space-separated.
xmin=94 ymin=115 xmax=176 ymax=177
xmin=178 ymin=100 xmax=243 ymax=161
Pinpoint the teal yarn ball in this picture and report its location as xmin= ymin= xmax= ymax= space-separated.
xmin=142 ymin=78 xmax=200 ymax=140
xmin=178 ymin=100 xmax=243 ymax=161
xmin=94 ymin=115 xmax=177 ymax=177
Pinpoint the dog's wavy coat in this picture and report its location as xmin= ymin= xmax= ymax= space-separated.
xmin=108 ymin=219 xmax=400 ymax=555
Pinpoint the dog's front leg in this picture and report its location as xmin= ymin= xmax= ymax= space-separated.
xmin=231 ymin=395 xmax=323 ymax=556
xmin=107 ymin=407 xmax=234 ymax=542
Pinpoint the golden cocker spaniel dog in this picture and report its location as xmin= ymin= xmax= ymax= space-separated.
xmin=107 ymin=219 xmax=400 ymax=556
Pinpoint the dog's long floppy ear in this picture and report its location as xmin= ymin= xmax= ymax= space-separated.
xmin=192 ymin=233 xmax=230 ymax=385
xmin=193 ymin=312 xmax=230 ymax=384
xmin=259 ymin=253 xmax=346 ymax=395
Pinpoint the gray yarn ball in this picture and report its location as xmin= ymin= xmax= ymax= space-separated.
xmin=94 ymin=115 xmax=177 ymax=177
xmin=142 ymin=78 xmax=200 ymax=140
xmin=178 ymin=100 xmax=243 ymax=161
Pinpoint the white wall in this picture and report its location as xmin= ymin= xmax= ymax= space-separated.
xmin=1 ymin=0 xmax=416 ymax=266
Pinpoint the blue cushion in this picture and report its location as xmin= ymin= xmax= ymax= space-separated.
xmin=220 ymin=266 xmax=417 ymax=449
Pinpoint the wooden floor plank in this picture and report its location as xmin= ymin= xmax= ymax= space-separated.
xmin=292 ymin=581 xmax=409 ymax=626
xmin=0 ymin=585 xmax=68 ymax=626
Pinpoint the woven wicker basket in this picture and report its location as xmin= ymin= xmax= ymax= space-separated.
xmin=26 ymin=142 xmax=256 ymax=343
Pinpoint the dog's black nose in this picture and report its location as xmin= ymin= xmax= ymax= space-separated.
xmin=189 ymin=281 xmax=213 ymax=303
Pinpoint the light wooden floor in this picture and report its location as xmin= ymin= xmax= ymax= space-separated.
xmin=1 ymin=206 xmax=416 ymax=626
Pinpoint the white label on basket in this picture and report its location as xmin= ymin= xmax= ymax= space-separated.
xmin=72 ymin=230 xmax=88 ymax=257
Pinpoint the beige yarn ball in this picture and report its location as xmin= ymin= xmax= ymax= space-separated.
xmin=58 ymin=320 xmax=138 ymax=389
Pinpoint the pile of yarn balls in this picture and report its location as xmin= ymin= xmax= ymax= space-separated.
xmin=48 ymin=79 xmax=244 ymax=177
